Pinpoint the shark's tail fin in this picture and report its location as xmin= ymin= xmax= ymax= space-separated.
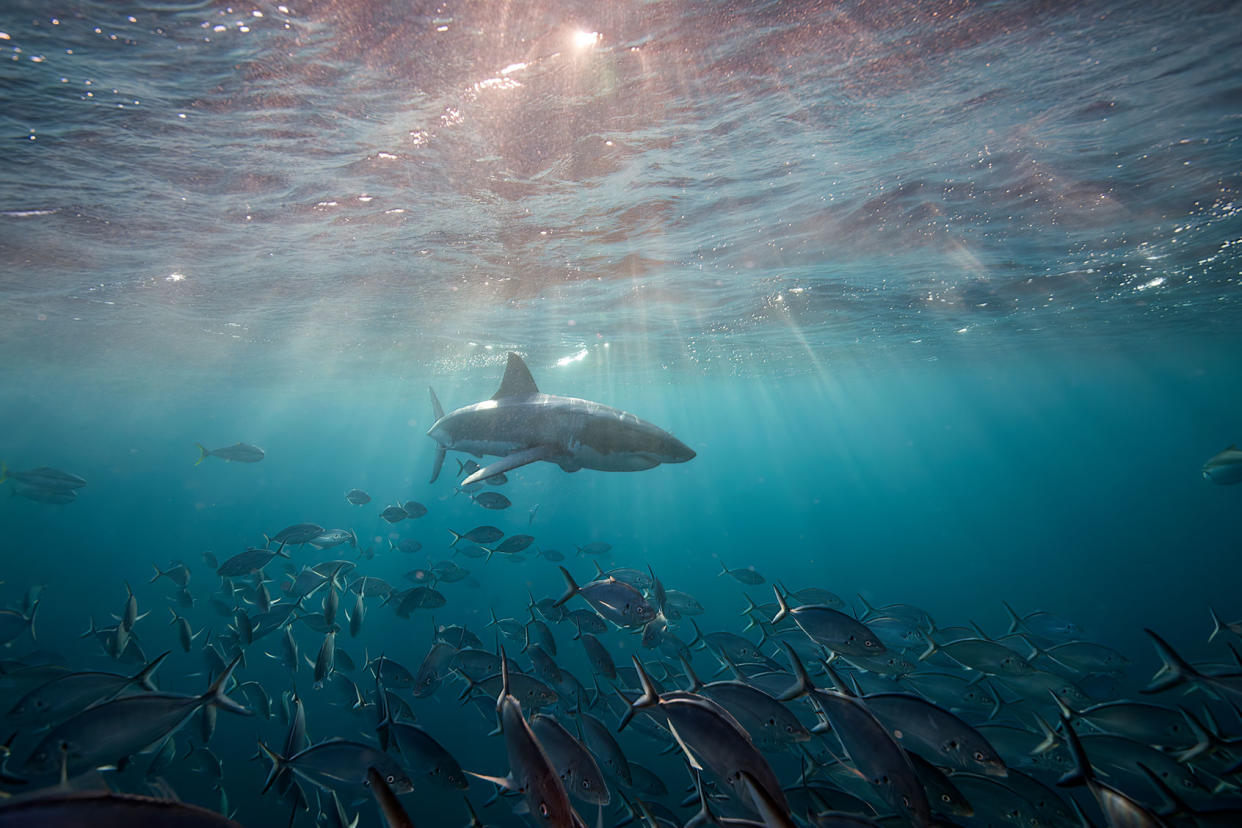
xmin=195 ymin=443 xmax=210 ymax=466
xmin=429 ymin=388 xmax=446 ymax=484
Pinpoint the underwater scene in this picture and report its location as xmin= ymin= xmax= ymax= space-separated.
xmin=2 ymin=0 xmax=1242 ymax=826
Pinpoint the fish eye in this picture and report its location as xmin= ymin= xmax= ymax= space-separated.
xmin=387 ymin=774 xmax=395 ymax=783
xmin=539 ymin=802 xmax=550 ymax=817
xmin=581 ymin=780 xmax=590 ymax=788
xmin=973 ymin=751 xmax=985 ymax=761
xmin=941 ymin=794 xmax=951 ymax=803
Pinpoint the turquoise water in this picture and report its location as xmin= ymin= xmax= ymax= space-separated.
xmin=1 ymin=0 xmax=1241 ymax=825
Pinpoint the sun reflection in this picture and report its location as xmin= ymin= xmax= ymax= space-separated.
xmin=571 ymin=30 xmax=601 ymax=50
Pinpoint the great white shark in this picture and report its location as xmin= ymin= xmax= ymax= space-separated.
xmin=427 ymin=353 xmax=695 ymax=486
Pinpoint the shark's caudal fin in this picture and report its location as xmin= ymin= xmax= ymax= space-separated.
xmin=429 ymin=388 xmax=446 ymax=484
xmin=461 ymin=445 xmax=554 ymax=487
xmin=492 ymin=353 xmax=539 ymax=399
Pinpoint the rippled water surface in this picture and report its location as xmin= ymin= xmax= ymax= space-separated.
xmin=1 ymin=0 xmax=1241 ymax=825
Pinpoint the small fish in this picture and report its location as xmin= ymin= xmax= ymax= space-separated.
xmin=449 ymin=525 xmax=504 ymax=546
xmin=217 ymin=546 xmax=290 ymax=577
xmin=472 ymin=491 xmax=511 ymax=510
xmin=531 ymin=713 xmax=611 ymax=805
xmin=773 ymin=585 xmax=886 ymax=657
xmin=1202 ymin=443 xmax=1242 ymax=484
xmin=313 ymin=631 xmax=336 ymax=689
xmin=345 ymin=488 xmax=371 ymax=505
xmin=380 ymin=505 xmax=408 ymax=523
xmin=493 ymin=534 xmax=534 ymax=555
xmin=13 ymin=485 xmax=76 ymax=503
xmin=537 ymin=547 xmax=565 ymax=562
xmin=390 ymin=722 xmax=469 ymax=790
xmin=21 ymin=655 xmax=250 ymax=776
xmin=719 ymin=561 xmax=766 ymax=585
xmin=0 ymin=463 xmax=87 ymax=490
xmin=148 ymin=561 xmax=191 ymax=588
xmin=554 ymin=567 xmax=656 ymax=628
xmin=8 ymin=651 xmax=169 ymax=728
xmin=195 ymin=442 xmax=264 ymax=465
xmin=390 ymin=538 xmax=422 ymax=555
xmin=309 ymin=528 xmax=357 ymax=550
xmin=575 ymin=542 xmax=612 ymax=557
xmin=268 ymin=523 xmax=325 ymax=545
xmin=393 ymin=587 xmax=447 ymax=616
xmin=401 ymin=500 xmax=428 ymax=518
xmin=168 ymin=608 xmax=201 ymax=652
xmin=414 ymin=642 xmax=456 ymax=698
xmin=260 ymin=737 xmax=413 ymax=793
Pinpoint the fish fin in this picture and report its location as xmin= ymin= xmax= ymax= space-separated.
xmin=1209 ymin=606 xmax=1226 ymax=643
xmin=466 ymin=770 xmax=517 ymax=791
xmin=554 ymin=566 xmax=580 ymax=608
xmin=491 ymin=352 xmax=539 ymax=399
xmin=195 ymin=443 xmax=209 ymax=466
xmin=203 ymin=655 xmax=251 ymax=716
xmin=1054 ymin=714 xmax=1092 ymax=788
xmin=1142 ymin=628 xmax=1200 ymax=694
xmin=132 ymin=650 xmax=171 ymax=691
xmin=461 ymin=445 xmax=554 ymax=487
xmin=771 ymin=585 xmax=790 ymax=624
xmin=667 ymin=720 xmax=702 ymax=771
xmin=1002 ymin=601 xmax=1023 ymax=635
xmin=149 ymin=565 xmax=164 ymax=584
xmin=779 ymin=643 xmax=816 ymax=701
xmin=687 ymin=619 xmax=704 ymax=650
xmin=431 ymin=446 xmax=446 ymax=485
xmin=26 ymin=598 xmax=38 ymax=642
xmin=257 ymin=740 xmax=287 ymax=794
xmin=679 ymin=655 xmax=703 ymax=692
xmin=429 ymin=387 xmax=446 ymax=421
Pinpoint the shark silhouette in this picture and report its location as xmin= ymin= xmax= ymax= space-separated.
xmin=427 ymin=353 xmax=695 ymax=486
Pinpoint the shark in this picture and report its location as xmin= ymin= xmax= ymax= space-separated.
xmin=1202 ymin=444 xmax=1242 ymax=485
xmin=427 ymin=352 xmax=695 ymax=487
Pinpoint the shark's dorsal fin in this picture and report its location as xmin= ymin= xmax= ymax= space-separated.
xmin=492 ymin=353 xmax=539 ymax=399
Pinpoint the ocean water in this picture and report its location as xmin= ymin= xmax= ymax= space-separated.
xmin=1 ymin=0 xmax=1241 ymax=825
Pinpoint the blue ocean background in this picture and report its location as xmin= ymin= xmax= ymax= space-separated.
xmin=1 ymin=0 xmax=1241 ymax=825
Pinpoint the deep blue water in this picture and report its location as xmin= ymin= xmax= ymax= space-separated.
xmin=1 ymin=0 xmax=1241 ymax=826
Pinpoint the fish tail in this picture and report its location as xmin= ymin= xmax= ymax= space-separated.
xmin=447 ymin=529 xmax=463 ymax=547
xmin=203 ymin=654 xmax=251 ymax=716
xmin=855 ymin=592 xmax=878 ymax=619
xmin=619 ymin=656 xmax=660 ymax=732
xmin=25 ymin=598 xmax=37 ymax=642
xmin=256 ymin=740 xmax=287 ymax=794
xmin=687 ymin=619 xmax=705 ymax=650
xmin=771 ymin=584 xmax=790 ymax=624
xmin=195 ymin=443 xmax=210 ymax=466
xmin=553 ymin=566 xmax=579 ymax=608
xmin=918 ymin=638 xmax=939 ymax=662
xmin=1054 ymin=714 xmax=1091 ymax=788
xmin=149 ymin=564 xmax=166 ymax=584
xmin=779 ymin=643 xmax=816 ymax=701
xmin=1209 ymin=607 xmax=1226 ymax=643
xmin=1142 ymin=628 xmax=1200 ymax=694
xmin=132 ymin=650 xmax=170 ymax=691
xmin=1002 ymin=601 xmax=1024 ymax=635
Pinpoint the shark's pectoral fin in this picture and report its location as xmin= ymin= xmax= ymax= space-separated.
xmin=462 ymin=445 xmax=556 ymax=486
xmin=430 ymin=446 xmax=446 ymax=484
